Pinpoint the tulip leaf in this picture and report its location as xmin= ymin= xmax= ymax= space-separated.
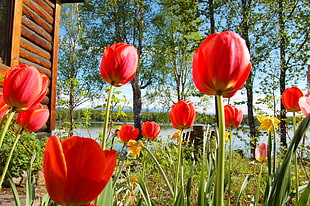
xmin=186 ymin=157 xmax=195 ymax=206
xmin=95 ymin=178 xmax=113 ymax=206
xmin=297 ymin=182 xmax=310 ymax=206
xmin=26 ymin=153 xmax=37 ymax=206
xmin=7 ymin=173 xmax=21 ymax=206
xmin=234 ymin=174 xmax=254 ymax=206
xmin=267 ymin=114 xmax=310 ymax=205
xmin=198 ymin=169 xmax=205 ymax=206
xmin=135 ymin=177 xmax=152 ymax=206
xmin=173 ymin=188 xmax=184 ymax=206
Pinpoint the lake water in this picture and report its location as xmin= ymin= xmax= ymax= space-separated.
xmin=54 ymin=121 xmax=309 ymax=156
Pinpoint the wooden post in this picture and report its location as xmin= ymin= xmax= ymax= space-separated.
xmin=307 ymin=65 xmax=310 ymax=95
xmin=49 ymin=0 xmax=61 ymax=131
xmin=10 ymin=0 xmax=23 ymax=67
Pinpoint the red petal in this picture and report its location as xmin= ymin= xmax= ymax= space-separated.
xmin=44 ymin=136 xmax=67 ymax=204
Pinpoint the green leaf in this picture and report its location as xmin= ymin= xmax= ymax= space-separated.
xmin=297 ymin=183 xmax=310 ymax=206
xmin=7 ymin=173 xmax=21 ymax=206
xmin=95 ymin=178 xmax=113 ymax=206
xmin=135 ymin=177 xmax=152 ymax=206
xmin=26 ymin=153 xmax=37 ymax=206
xmin=186 ymin=159 xmax=195 ymax=206
xmin=234 ymin=174 xmax=254 ymax=206
xmin=198 ymin=169 xmax=205 ymax=206
xmin=268 ymin=115 xmax=310 ymax=205
xmin=173 ymin=188 xmax=184 ymax=206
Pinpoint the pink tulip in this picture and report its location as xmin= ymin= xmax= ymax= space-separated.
xmin=255 ymin=142 xmax=268 ymax=162
xmin=299 ymin=96 xmax=310 ymax=116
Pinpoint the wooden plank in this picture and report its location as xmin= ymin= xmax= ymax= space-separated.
xmin=23 ymin=0 xmax=54 ymax=24
xmin=22 ymin=16 xmax=53 ymax=42
xmin=49 ymin=0 xmax=61 ymax=131
xmin=21 ymin=25 xmax=53 ymax=51
xmin=23 ymin=4 xmax=53 ymax=33
xmin=44 ymin=0 xmax=55 ymax=9
xmin=307 ymin=65 xmax=310 ymax=95
xmin=19 ymin=57 xmax=52 ymax=77
xmin=11 ymin=0 xmax=24 ymax=67
xmin=61 ymin=0 xmax=85 ymax=3
xmin=34 ymin=0 xmax=54 ymax=16
xmin=20 ymin=37 xmax=51 ymax=60
xmin=20 ymin=47 xmax=52 ymax=69
xmin=0 ymin=64 xmax=10 ymax=87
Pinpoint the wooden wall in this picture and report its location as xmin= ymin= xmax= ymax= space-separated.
xmin=0 ymin=0 xmax=84 ymax=134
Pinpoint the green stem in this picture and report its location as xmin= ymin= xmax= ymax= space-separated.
xmin=272 ymin=128 xmax=276 ymax=175
xmin=0 ymin=131 xmax=21 ymax=190
xmin=0 ymin=110 xmax=16 ymax=150
xmin=267 ymin=131 xmax=272 ymax=177
xmin=174 ymin=129 xmax=184 ymax=202
xmin=292 ymin=112 xmax=299 ymax=203
xmin=101 ymin=85 xmax=114 ymax=150
xmin=215 ymin=95 xmax=225 ymax=206
xmin=143 ymin=147 xmax=174 ymax=197
xmin=255 ymin=163 xmax=263 ymax=206
xmin=227 ymin=129 xmax=233 ymax=205
xmin=142 ymin=140 xmax=149 ymax=179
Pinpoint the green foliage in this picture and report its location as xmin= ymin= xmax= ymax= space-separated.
xmin=0 ymin=132 xmax=47 ymax=177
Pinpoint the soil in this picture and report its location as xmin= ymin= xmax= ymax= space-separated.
xmin=0 ymin=184 xmax=46 ymax=206
xmin=0 ymin=170 xmax=47 ymax=206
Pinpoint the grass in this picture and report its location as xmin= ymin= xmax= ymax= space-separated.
xmin=118 ymin=140 xmax=310 ymax=206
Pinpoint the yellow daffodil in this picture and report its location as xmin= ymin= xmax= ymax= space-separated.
xmin=296 ymin=114 xmax=305 ymax=119
xmin=114 ymin=126 xmax=121 ymax=137
xmin=127 ymin=140 xmax=144 ymax=159
xmin=256 ymin=115 xmax=280 ymax=134
xmin=225 ymin=131 xmax=230 ymax=143
xmin=171 ymin=130 xmax=182 ymax=143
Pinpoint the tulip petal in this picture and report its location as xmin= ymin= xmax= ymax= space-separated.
xmin=44 ymin=136 xmax=67 ymax=204
xmin=192 ymin=31 xmax=251 ymax=98
xmin=62 ymin=136 xmax=116 ymax=205
xmin=299 ymin=96 xmax=310 ymax=116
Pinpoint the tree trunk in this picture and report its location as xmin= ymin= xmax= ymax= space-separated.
xmin=131 ymin=76 xmax=143 ymax=134
xmin=278 ymin=0 xmax=287 ymax=149
xmin=69 ymin=82 xmax=74 ymax=137
xmin=131 ymin=0 xmax=144 ymax=138
xmin=240 ymin=0 xmax=257 ymax=158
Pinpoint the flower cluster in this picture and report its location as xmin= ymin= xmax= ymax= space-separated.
xmin=1 ymin=30 xmax=308 ymax=206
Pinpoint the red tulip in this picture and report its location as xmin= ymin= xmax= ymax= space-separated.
xmin=16 ymin=104 xmax=49 ymax=132
xmin=282 ymin=87 xmax=303 ymax=112
xmin=224 ymin=105 xmax=243 ymax=129
xmin=170 ymin=100 xmax=196 ymax=130
xmin=142 ymin=121 xmax=160 ymax=141
xmin=0 ymin=92 xmax=10 ymax=118
xmin=255 ymin=142 xmax=268 ymax=162
xmin=192 ymin=31 xmax=251 ymax=98
xmin=3 ymin=64 xmax=49 ymax=110
xmin=44 ymin=136 xmax=117 ymax=206
xmin=299 ymin=96 xmax=310 ymax=116
xmin=119 ymin=125 xmax=139 ymax=143
xmin=100 ymin=43 xmax=139 ymax=87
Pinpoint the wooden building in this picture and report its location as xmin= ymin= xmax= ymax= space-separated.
xmin=0 ymin=0 xmax=84 ymax=134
